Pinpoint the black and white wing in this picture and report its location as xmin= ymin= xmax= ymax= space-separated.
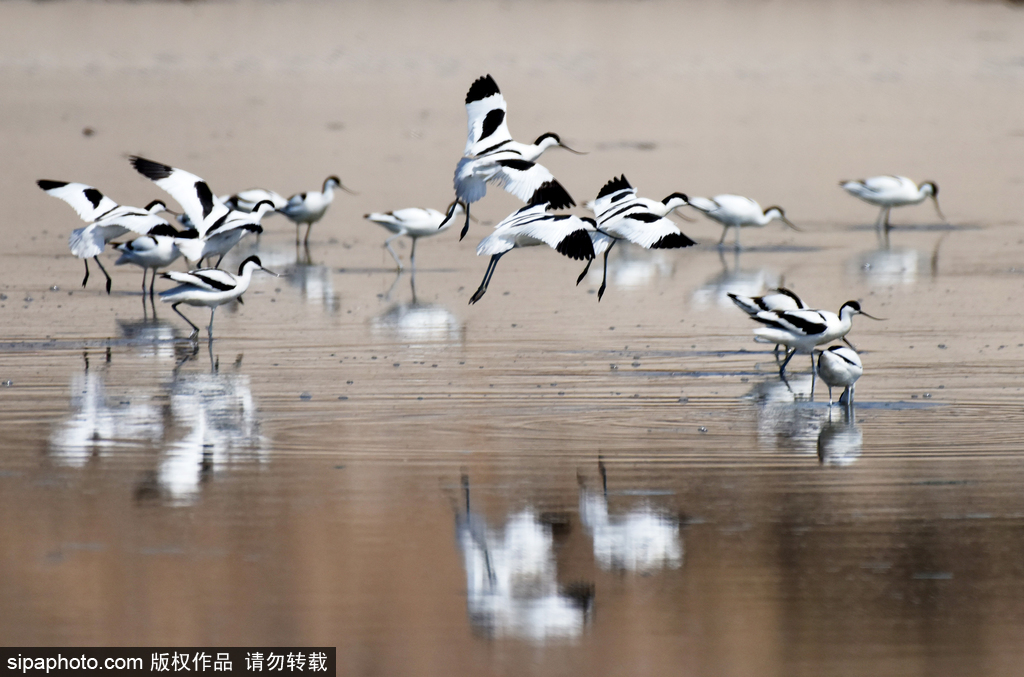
xmin=591 ymin=175 xmax=637 ymax=223
xmin=162 ymin=268 xmax=238 ymax=292
xmin=464 ymin=74 xmax=512 ymax=157
xmin=457 ymin=156 xmax=576 ymax=207
xmin=130 ymin=156 xmax=229 ymax=238
xmin=38 ymin=180 xmax=120 ymax=223
xmin=749 ymin=308 xmax=828 ymax=336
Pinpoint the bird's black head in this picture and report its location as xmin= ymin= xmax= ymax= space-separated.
xmin=534 ymin=132 xmax=561 ymax=145
xmin=238 ymin=255 xmax=263 ymax=275
xmin=144 ymin=199 xmax=169 ymax=213
xmin=662 ymin=192 xmax=690 ymax=205
xmin=922 ymin=181 xmax=938 ymax=196
xmin=251 ymin=199 xmax=276 ymax=212
xmin=841 ymin=300 xmax=861 ymax=313
xmin=148 ymin=224 xmax=180 ymax=238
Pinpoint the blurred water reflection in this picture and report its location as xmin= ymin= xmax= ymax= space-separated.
xmin=817 ymin=406 xmax=863 ymax=466
xmin=851 ymin=246 xmax=920 ymax=286
xmin=455 ymin=477 xmax=592 ymax=642
xmin=745 ymin=374 xmax=823 ymax=455
xmin=578 ymin=463 xmax=683 ymax=573
xmin=691 ymin=250 xmax=784 ymax=309
xmin=584 ymin=245 xmax=674 ymax=294
xmin=371 ymin=288 xmax=463 ymax=347
xmin=48 ymin=361 xmax=163 ymax=467
xmin=257 ymin=245 xmax=340 ymax=311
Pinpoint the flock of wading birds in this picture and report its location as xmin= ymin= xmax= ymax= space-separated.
xmin=37 ymin=75 xmax=947 ymax=407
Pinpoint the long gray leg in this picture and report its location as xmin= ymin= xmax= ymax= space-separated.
xmin=384 ymin=233 xmax=405 ymax=271
xmin=597 ymin=240 xmax=617 ymax=301
xmin=172 ymin=302 xmax=200 ymax=340
xmin=94 ymin=257 xmax=113 ymax=294
xmin=410 ymin=238 xmax=418 ymax=275
xmin=460 ymin=203 xmax=471 ymax=241
xmin=207 ymin=305 xmax=217 ymax=339
xmin=82 ymin=259 xmax=91 ymax=288
xmin=469 ymin=253 xmax=504 ymax=304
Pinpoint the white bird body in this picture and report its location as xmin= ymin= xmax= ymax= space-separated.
xmin=114 ymin=223 xmax=183 ymax=297
xmin=365 ymin=202 xmax=462 ymax=272
xmin=129 ymin=156 xmax=273 ymax=267
xmin=280 ymin=176 xmax=351 ymax=245
xmin=688 ymin=194 xmax=797 ymax=248
xmin=447 ymin=74 xmax=580 ymax=240
xmin=221 ymin=188 xmax=288 ymax=212
xmin=817 ymin=345 xmax=863 ymax=406
xmin=159 ymin=255 xmax=274 ymax=340
xmin=38 ymin=179 xmax=171 ymax=293
xmin=583 ymin=175 xmax=697 ymax=299
xmin=840 ymin=176 xmax=943 ymax=230
xmin=173 ymin=203 xmax=274 ymax=266
xmin=469 ymin=184 xmax=596 ymax=304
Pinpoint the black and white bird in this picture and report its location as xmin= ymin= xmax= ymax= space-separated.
xmin=581 ymin=175 xmax=697 ymax=300
xmin=728 ymin=287 xmax=805 ymax=316
xmin=744 ymin=300 xmax=882 ymax=380
xmin=37 ymin=180 xmax=172 ymax=293
xmin=221 ymin=188 xmax=288 ymax=213
xmin=839 ymin=176 xmax=943 ymax=231
xmin=469 ymin=183 xmax=595 ymax=304
xmin=364 ymin=201 xmax=463 ymax=272
xmin=688 ymin=194 xmax=799 ymax=249
xmin=817 ymin=345 xmax=863 ymax=407
xmin=280 ymin=176 xmax=354 ymax=246
xmin=113 ymin=223 xmax=184 ymax=298
xmin=159 ymin=255 xmax=275 ymax=340
xmin=129 ymin=156 xmax=274 ymax=268
xmin=442 ymin=74 xmax=581 ymax=240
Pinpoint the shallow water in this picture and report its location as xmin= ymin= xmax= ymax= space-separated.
xmin=4 ymin=1 xmax=1024 ymax=675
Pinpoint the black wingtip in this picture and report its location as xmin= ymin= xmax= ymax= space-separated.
xmin=596 ymin=175 xmax=632 ymax=200
xmin=650 ymin=232 xmax=697 ymax=249
xmin=130 ymin=156 xmax=173 ymax=181
xmin=465 ymin=74 xmax=500 ymax=104
xmin=37 ymin=180 xmax=68 ymax=191
xmin=528 ymin=180 xmax=575 ymax=209
xmin=555 ymin=229 xmax=596 ymax=261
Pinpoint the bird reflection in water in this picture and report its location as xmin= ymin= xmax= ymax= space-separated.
xmin=48 ymin=350 xmax=163 ymax=467
xmin=852 ymin=246 xmax=920 ymax=287
xmin=257 ymin=245 xmax=340 ymax=312
xmin=578 ymin=460 xmax=683 ymax=573
xmin=817 ymin=404 xmax=863 ymax=466
xmin=745 ymin=374 xmax=823 ymax=454
xmin=144 ymin=343 xmax=269 ymax=505
xmin=455 ymin=476 xmax=593 ymax=642
xmin=691 ymin=249 xmax=786 ymax=309
xmin=371 ymin=281 xmax=463 ymax=347
xmin=581 ymin=243 xmax=674 ymax=296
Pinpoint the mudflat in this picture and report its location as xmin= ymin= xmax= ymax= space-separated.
xmin=2 ymin=1 xmax=1024 ymax=675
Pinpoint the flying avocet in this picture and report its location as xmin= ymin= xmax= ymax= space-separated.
xmin=817 ymin=345 xmax=863 ymax=407
xmin=581 ymin=175 xmax=697 ymax=300
xmin=687 ymin=194 xmax=799 ymax=249
xmin=38 ymin=180 xmax=172 ymax=293
xmin=839 ymin=176 xmax=943 ymax=231
xmin=469 ymin=183 xmax=595 ymax=304
xmin=113 ymin=223 xmax=184 ymax=298
xmin=364 ymin=201 xmax=464 ymax=272
xmin=129 ymin=156 xmax=275 ymax=267
xmin=159 ymin=255 xmax=276 ymax=340
xmin=442 ymin=74 xmax=582 ymax=240
xmin=280 ymin=176 xmax=355 ymax=246
xmin=744 ymin=300 xmax=882 ymax=380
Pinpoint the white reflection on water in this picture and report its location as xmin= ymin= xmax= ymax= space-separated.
xmin=48 ymin=368 xmax=163 ymax=467
xmin=579 ymin=487 xmax=683 ymax=573
xmin=745 ymin=374 xmax=823 ymax=454
xmin=691 ymin=250 xmax=784 ymax=309
xmin=371 ymin=301 xmax=463 ymax=346
xmin=456 ymin=478 xmax=591 ymax=642
xmin=159 ymin=369 xmax=269 ymax=505
xmin=116 ymin=318 xmax=179 ymax=360
xmin=584 ymin=245 xmax=674 ymax=293
xmin=817 ymin=407 xmax=863 ymax=466
xmin=852 ymin=247 xmax=919 ymax=286
xmin=257 ymin=246 xmax=340 ymax=311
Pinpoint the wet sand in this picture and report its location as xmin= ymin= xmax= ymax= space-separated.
xmin=3 ymin=1 xmax=1024 ymax=675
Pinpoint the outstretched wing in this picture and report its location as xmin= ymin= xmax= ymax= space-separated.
xmin=130 ymin=156 xmax=228 ymax=237
xmin=38 ymin=181 xmax=120 ymax=223
xmin=603 ymin=211 xmax=696 ymax=249
xmin=490 ymin=159 xmax=574 ymax=206
xmin=464 ymin=74 xmax=512 ymax=157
